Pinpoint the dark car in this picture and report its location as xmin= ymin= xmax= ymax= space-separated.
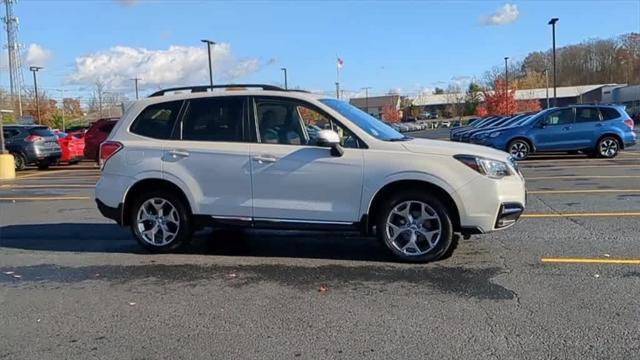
xmin=3 ymin=125 xmax=62 ymax=170
xmin=84 ymin=118 xmax=118 ymax=161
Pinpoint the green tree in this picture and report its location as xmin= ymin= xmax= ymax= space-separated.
xmin=464 ymin=82 xmax=482 ymax=115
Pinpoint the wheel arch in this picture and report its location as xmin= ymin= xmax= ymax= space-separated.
xmin=366 ymin=179 xmax=461 ymax=234
xmin=122 ymin=178 xmax=193 ymax=226
xmin=597 ymin=133 xmax=624 ymax=150
xmin=507 ymin=137 xmax=535 ymax=152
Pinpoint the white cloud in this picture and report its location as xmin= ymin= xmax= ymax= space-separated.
xmin=480 ymin=3 xmax=520 ymax=26
xmin=25 ymin=44 xmax=52 ymax=66
xmin=67 ymin=44 xmax=262 ymax=90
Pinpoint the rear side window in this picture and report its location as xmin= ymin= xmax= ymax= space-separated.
xmin=3 ymin=129 xmax=19 ymax=139
xmin=181 ymin=97 xmax=245 ymax=142
xmin=29 ymin=127 xmax=55 ymax=137
xmin=574 ymin=108 xmax=601 ymax=123
xmin=130 ymin=101 xmax=183 ymax=139
xmin=599 ymin=107 xmax=621 ymax=121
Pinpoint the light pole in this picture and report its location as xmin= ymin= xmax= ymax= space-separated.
xmin=362 ymin=87 xmax=372 ymax=114
xmin=504 ymin=57 xmax=509 ymax=115
xmin=29 ymin=66 xmax=43 ymax=124
xmin=281 ymin=68 xmax=288 ymax=89
xmin=55 ymin=89 xmax=65 ymax=131
xmin=131 ymin=77 xmax=141 ymax=99
xmin=548 ymin=18 xmax=558 ymax=107
xmin=201 ymin=39 xmax=216 ymax=88
xmin=543 ymin=68 xmax=550 ymax=108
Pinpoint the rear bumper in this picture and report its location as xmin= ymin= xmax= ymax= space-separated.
xmin=96 ymin=199 xmax=123 ymax=225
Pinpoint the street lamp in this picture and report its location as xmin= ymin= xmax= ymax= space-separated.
xmin=362 ymin=87 xmax=372 ymax=114
xmin=131 ymin=78 xmax=141 ymax=99
xmin=281 ymin=68 xmax=288 ymax=89
xmin=543 ymin=68 xmax=550 ymax=108
xmin=548 ymin=17 xmax=559 ymax=107
xmin=201 ymin=39 xmax=216 ymax=88
xmin=29 ymin=66 xmax=43 ymax=124
xmin=504 ymin=57 xmax=509 ymax=114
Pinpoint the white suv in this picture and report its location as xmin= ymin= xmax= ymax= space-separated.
xmin=95 ymin=85 xmax=526 ymax=262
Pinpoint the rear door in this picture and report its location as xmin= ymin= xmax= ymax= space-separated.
xmin=571 ymin=107 xmax=602 ymax=149
xmin=160 ymin=96 xmax=253 ymax=218
xmin=530 ymin=108 xmax=575 ymax=151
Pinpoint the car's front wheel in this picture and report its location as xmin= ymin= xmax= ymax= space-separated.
xmin=377 ymin=192 xmax=455 ymax=263
xmin=597 ymin=136 xmax=620 ymax=158
xmin=130 ymin=191 xmax=192 ymax=252
xmin=508 ymin=140 xmax=530 ymax=160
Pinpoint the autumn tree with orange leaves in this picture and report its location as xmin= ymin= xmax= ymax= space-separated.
xmin=382 ymin=103 xmax=401 ymax=123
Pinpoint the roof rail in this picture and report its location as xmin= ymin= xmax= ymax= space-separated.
xmin=149 ymin=84 xmax=285 ymax=97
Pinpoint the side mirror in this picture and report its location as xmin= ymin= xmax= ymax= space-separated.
xmin=316 ymin=130 xmax=344 ymax=157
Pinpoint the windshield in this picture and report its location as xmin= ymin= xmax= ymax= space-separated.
xmin=320 ymin=99 xmax=406 ymax=141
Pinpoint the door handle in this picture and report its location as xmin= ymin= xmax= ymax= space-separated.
xmin=562 ymin=126 xmax=571 ymax=131
xmin=595 ymin=123 xmax=603 ymax=127
xmin=253 ymin=155 xmax=277 ymax=164
xmin=168 ymin=149 xmax=190 ymax=158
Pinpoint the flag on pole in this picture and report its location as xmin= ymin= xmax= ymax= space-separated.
xmin=337 ymin=57 xmax=344 ymax=69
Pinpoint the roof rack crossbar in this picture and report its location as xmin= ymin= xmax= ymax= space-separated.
xmin=149 ymin=84 xmax=285 ymax=97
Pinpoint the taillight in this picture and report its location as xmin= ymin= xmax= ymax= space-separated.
xmin=624 ymin=119 xmax=634 ymax=130
xmin=99 ymin=141 xmax=123 ymax=168
xmin=25 ymin=135 xmax=44 ymax=142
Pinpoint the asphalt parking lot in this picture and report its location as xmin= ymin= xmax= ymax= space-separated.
xmin=1 ymin=134 xmax=639 ymax=359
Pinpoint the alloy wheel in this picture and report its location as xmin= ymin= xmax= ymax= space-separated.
xmin=510 ymin=142 xmax=529 ymax=160
xmin=136 ymin=197 xmax=181 ymax=246
xmin=599 ymin=139 xmax=618 ymax=157
xmin=385 ymin=200 xmax=442 ymax=256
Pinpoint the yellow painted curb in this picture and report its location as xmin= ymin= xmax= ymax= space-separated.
xmin=542 ymin=257 xmax=640 ymax=265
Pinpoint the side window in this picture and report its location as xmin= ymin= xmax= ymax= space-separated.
xmin=181 ymin=97 xmax=245 ymax=142
xmin=575 ymin=108 xmax=601 ymax=123
xmin=599 ymin=107 xmax=621 ymax=121
xmin=3 ymin=129 xmax=18 ymax=139
xmin=255 ymin=98 xmax=359 ymax=148
xmin=545 ymin=108 xmax=573 ymax=126
xmin=100 ymin=122 xmax=115 ymax=133
xmin=130 ymin=101 xmax=182 ymax=139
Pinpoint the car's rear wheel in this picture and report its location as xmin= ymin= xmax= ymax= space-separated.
xmin=508 ymin=140 xmax=530 ymax=160
xmin=130 ymin=191 xmax=192 ymax=252
xmin=13 ymin=153 xmax=26 ymax=171
xmin=377 ymin=191 xmax=455 ymax=263
xmin=597 ymin=137 xmax=619 ymax=158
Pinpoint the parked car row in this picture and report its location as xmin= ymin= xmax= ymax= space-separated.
xmin=386 ymin=121 xmax=430 ymax=133
xmin=1 ymin=117 xmax=120 ymax=170
xmin=450 ymin=105 xmax=637 ymax=159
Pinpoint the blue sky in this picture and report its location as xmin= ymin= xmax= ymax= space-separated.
xmin=6 ymin=0 xmax=640 ymax=101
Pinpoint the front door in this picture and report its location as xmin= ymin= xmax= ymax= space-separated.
xmin=249 ymin=97 xmax=364 ymax=223
xmin=531 ymin=108 xmax=575 ymax=151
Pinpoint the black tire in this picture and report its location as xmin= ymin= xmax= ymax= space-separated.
xmin=376 ymin=191 xmax=455 ymax=263
xmin=597 ymin=136 xmax=620 ymax=158
xmin=129 ymin=190 xmax=192 ymax=252
xmin=13 ymin=153 xmax=26 ymax=171
xmin=507 ymin=139 xmax=530 ymax=160
xmin=37 ymin=162 xmax=50 ymax=170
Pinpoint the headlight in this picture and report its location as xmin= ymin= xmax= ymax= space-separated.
xmin=489 ymin=131 xmax=502 ymax=138
xmin=454 ymin=155 xmax=512 ymax=179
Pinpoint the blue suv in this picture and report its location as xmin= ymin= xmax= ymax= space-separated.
xmin=471 ymin=105 xmax=637 ymax=160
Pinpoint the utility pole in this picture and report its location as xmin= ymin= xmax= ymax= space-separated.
xmin=362 ymin=87 xmax=372 ymax=114
xmin=201 ymin=39 xmax=216 ymax=88
xmin=56 ymin=89 xmax=65 ymax=131
xmin=3 ymin=0 xmax=24 ymax=117
xmin=131 ymin=77 xmax=141 ymax=99
xmin=548 ymin=18 xmax=559 ymax=107
xmin=504 ymin=57 xmax=509 ymax=115
xmin=335 ymin=82 xmax=340 ymax=99
xmin=29 ymin=66 xmax=43 ymax=124
xmin=280 ymin=68 xmax=288 ymax=89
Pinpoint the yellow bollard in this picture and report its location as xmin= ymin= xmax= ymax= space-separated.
xmin=0 ymin=153 xmax=16 ymax=180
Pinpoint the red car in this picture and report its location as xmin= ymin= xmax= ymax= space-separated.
xmin=84 ymin=118 xmax=119 ymax=161
xmin=54 ymin=131 xmax=84 ymax=164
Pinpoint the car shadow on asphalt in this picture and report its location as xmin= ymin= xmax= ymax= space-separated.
xmin=0 ymin=223 xmax=392 ymax=262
